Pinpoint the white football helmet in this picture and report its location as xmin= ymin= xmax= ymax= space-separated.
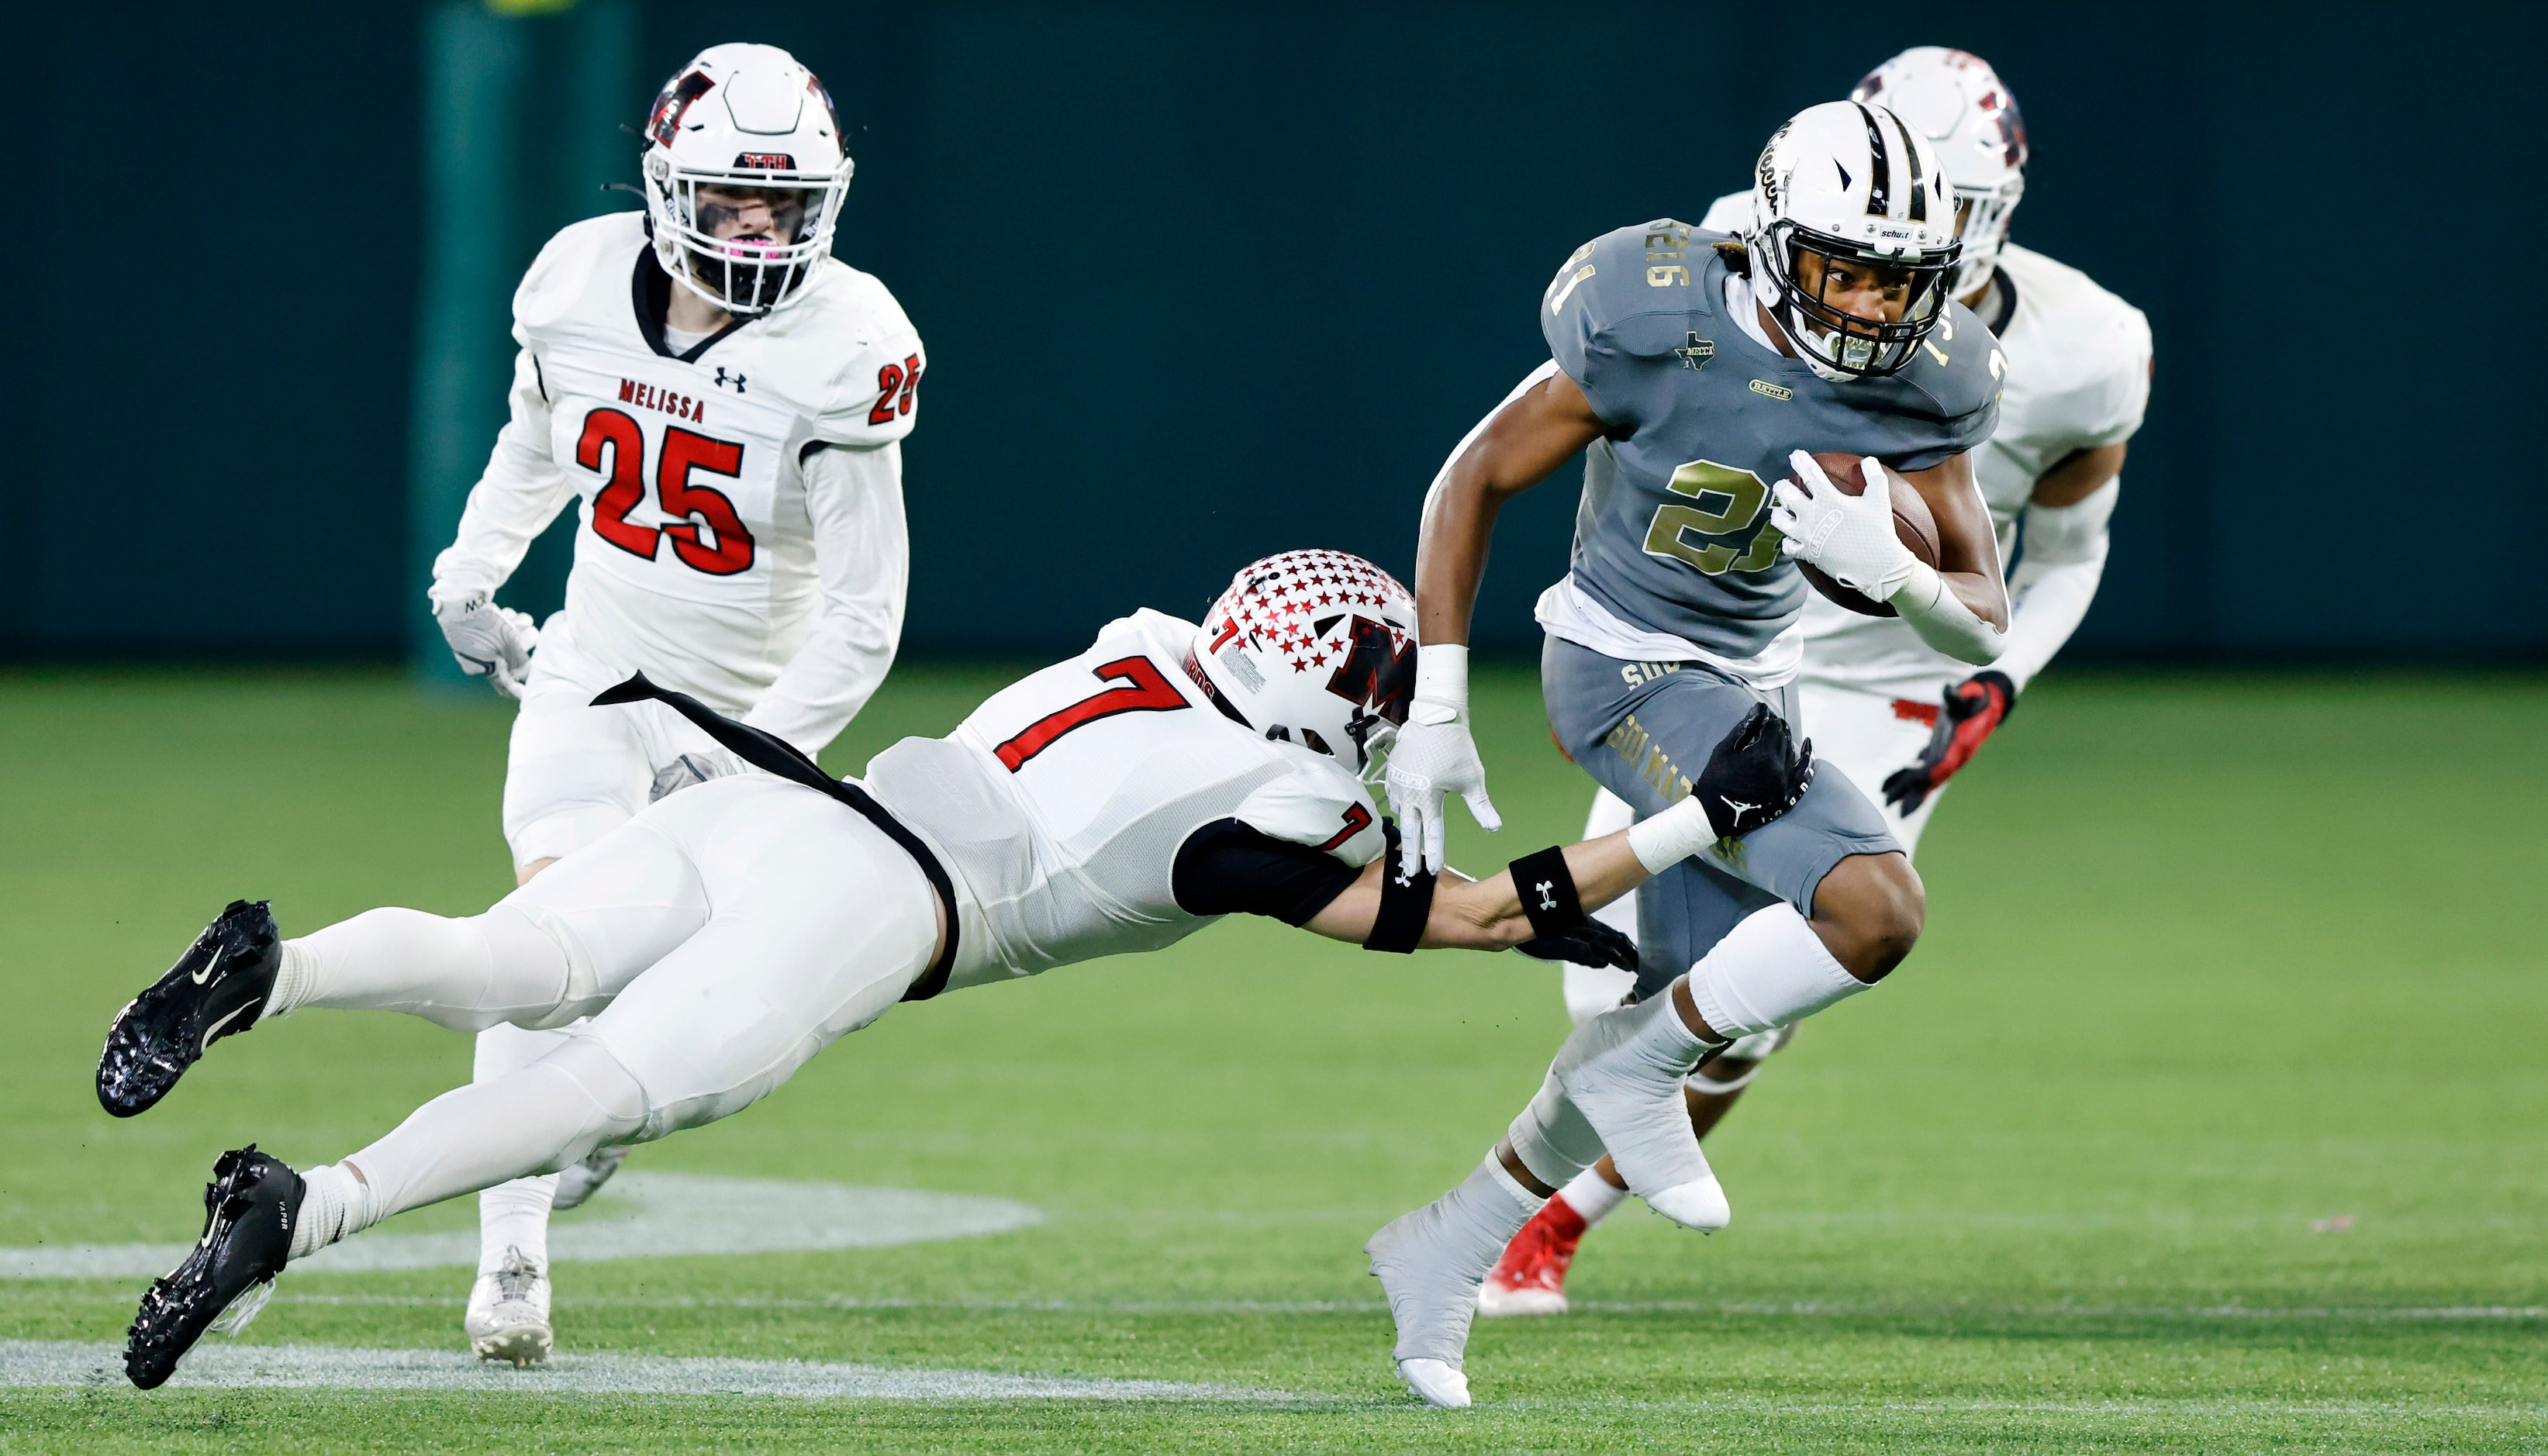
xmin=1186 ymin=550 xmax=1417 ymax=776
xmin=1852 ymin=47 xmax=2028 ymax=300
xmin=640 ymin=43 xmax=852 ymax=317
xmin=1743 ymin=99 xmax=1962 ymax=381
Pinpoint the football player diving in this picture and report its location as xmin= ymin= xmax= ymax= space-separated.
xmin=93 ymin=550 xmax=1814 ymax=1396
xmin=1369 ymin=98 xmax=2012 ymax=1405
xmin=1481 ymin=49 xmax=2153 ymax=1317
xmin=423 ymin=43 xmax=924 ymax=1363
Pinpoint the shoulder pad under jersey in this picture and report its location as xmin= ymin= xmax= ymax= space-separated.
xmin=1232 ymin=757 xmax=1385 ymax=867
xmin=1886 ymin=296 xmax=2004 ymax=454
xmin=749 ymin=260 xmax=924 ymax=448
xmin=1539 ymin=219 xmax=1731 ymax=427
xmin=512 ymin=212 xmax=647 ymax=341
xmin=1697 ymin=189 xmax=1749 ymax=234
xmin=1998 ymin=245 xmax=2153 ymax=448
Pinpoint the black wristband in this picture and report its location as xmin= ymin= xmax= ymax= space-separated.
xmin=1363 ymin=819 xmax=1436 ymax=954
xmin=1508 ymin=847 xmax=1586 ymax=941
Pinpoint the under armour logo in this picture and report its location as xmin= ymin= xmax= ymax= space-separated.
xmin=1535 ymin=880 xmax=1556 ymax=912
xmin=1674 ymin=333 xmax=1715 ymax=370
xmin=713 ymin=367 xmax=747 ymax=394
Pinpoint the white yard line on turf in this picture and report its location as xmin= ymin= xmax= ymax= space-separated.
xmin=0 ymin=1174 xmax=1041 ymax=1280
xmin=119 ymin=1295 xmax=2541 ymax=1322
xmin=0 ymin=1340 xmax=1299 ymax=1403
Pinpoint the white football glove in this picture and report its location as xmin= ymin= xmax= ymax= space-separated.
xmin=1381 ymin=645 xmax=1502 ymax=875
xmin=433 ymin=593 xmax=540 ymax=699
xmin=1769 ymin=450 xmax=1918 ymax=601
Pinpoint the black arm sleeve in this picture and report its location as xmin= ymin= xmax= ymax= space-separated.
xmin=1172 ymin=818 xmax=1364 ymax=927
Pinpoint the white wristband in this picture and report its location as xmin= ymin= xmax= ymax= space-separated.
xmin=1884 ymin=561 xmax=2006 ymax=668
xmin=1412 ymin=643 xmax=1471 ymax=716
xmin=1626 ymin=794 xmax=1717 ymax=875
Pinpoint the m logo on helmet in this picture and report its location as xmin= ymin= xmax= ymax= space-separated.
xmin=734 ymin=153 xmax=796 ymax=170
xmin=1324 ymin=617 xmax=1416 ymax=726
xmin=648 ymin=71 xmax=715 ymax=149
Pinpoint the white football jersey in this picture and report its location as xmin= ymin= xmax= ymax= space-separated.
xmin=1696 ymin=191 xmax=2152 ymax=694
xmin=438 ymin=211 xmax=924 ymax=723
xmin=864 ymin=610 xmax=1388 ymax=991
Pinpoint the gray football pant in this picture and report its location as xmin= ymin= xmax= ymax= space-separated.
xmin=1541 ymin=635 xmax=1900 ymax=1002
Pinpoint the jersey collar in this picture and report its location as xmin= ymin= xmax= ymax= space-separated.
xmin=630 ymin=247 xmax=752 ymax=363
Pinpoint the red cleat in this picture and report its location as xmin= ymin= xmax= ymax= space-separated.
xmin=1476 ymin=1192 xmax=1588 ymax=1316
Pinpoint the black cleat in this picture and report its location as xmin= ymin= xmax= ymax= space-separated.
xmin=98 ymin=900 xmax=282 ymax=1118
xmin=125 ymin=1145 xmax=302 ymax=1390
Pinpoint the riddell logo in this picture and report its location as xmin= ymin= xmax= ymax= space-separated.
xmin=734 ymin=153 xmax=796 ymax=170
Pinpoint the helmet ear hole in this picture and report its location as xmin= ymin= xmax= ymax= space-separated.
xmin=1299 ymin=729 xmax=1334 ymax=757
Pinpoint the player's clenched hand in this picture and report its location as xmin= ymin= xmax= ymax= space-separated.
xmin=1383 ymin=645 xmax=1501 ymax=876
xmin=1769 ymin=450 xmax=1916 ymax=599
xmin=1880 ymin=670 xmax=2014 ymax=814
xmin=434 ymin=594 xmax=540 ymax=699
xmin=1697 ymin=702 xmax=1815 ymax=840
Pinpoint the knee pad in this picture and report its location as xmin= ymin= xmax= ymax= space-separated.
xmin=529 ymin=1034 xmax=650 ymax=1168
xmin=1505 ymin=1071 xmax=1606 ymax=1190
xmin=479 ymin=903 xmax=602 ymax=1031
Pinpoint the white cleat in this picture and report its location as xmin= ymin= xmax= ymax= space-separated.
xmin=464 ymin=1247 xmax=554 ymax=1367
xmin=1645 ymin=1175 xmax=1731 ymax=1233
xmin=551 ymin=1144 xmax=627 ymax=1213
xmin=1396 ymin=1357 xmax=1471 ymax=1409
xmin=1553 ymin=993 xmax=1732 ymax=1230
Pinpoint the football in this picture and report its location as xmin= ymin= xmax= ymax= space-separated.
xmin=1791 ymin=451 xmax=1942 ymax=618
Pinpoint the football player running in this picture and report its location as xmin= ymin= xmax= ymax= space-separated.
xmin=1372 ymin=100 xmax=2011 ymax=1401
xmin=1481 ymin=50 xmax=2153 ymax=1317
xmin=423 ymin=43 xmax=925 ymax=1363
xmin=95 ymin=550 xmax=1818 ymax=1395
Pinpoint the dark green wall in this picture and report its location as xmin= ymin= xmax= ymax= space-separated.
xmin=9 ymin=4 xmax=2541 ymax=661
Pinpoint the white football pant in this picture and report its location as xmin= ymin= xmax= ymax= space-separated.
xmin=294 ymin=775 xmax=936 ymax=1233
xmin=482 ymin=632 xmax=738 ymax=1268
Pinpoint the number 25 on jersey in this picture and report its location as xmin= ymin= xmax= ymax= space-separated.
xmin=576 ymin=408 xmax=757 ymax=576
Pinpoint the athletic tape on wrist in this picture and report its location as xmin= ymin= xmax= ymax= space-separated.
xmin=1364 ymin=819 xmax=1436 ymax=954
xmin=1507 ymin=847 xmax=1585 ymax=940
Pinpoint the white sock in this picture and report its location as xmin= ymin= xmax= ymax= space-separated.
xmin=1436 ymin=1158 xmax=1549 ymax=1291
xmin=289 ymin=1163 xmax=379 ymax=1260
xmin=1682 ymin=903 xmax=1866 ymax=1040
xmin=478 ymin=1179 xmax=558 ymax=1275
xmin=1557 ymin=1166 xmax=1628 ymax=1228
xmin=265 ymin=906 xmax=573 ymax=1033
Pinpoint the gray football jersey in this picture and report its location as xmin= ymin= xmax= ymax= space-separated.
xmin=1545 ymin=221 xmax=2002 ymax=660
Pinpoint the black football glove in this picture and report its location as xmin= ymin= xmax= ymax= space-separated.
xmin=1696 ymin=702 xmax=1814 ymax=840
xmin=1881 ymin=670 xmax=2015 ymax=815
xmin=1514 ymin=916 xmax=1639 ymax=973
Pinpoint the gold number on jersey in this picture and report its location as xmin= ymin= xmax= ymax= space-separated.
xmin=1642 ymin=459 xmax=1783 ymax=575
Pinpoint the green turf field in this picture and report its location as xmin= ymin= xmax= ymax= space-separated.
xmin=2 ymin=664 xmax=2542 ymax=1451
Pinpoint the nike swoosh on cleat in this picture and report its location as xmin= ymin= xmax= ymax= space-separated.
xmin=191 ymin=946 xmax=226 ymax=986
xmin=199 ymin=1002 xmax=253 ymax=1054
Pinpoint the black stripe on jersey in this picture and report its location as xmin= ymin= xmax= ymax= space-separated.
xmin=631 ymin=247 xmax=752 ymax=362
xmin=1856 ymin=102 xmax=1893 ymax=218
xmin=1894 ymin=112 xmax=1928 ymax=223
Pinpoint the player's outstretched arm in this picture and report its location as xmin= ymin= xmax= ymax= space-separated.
xmin=1392 ymin=365 xmax=1613 ymax=875
xmin=1320 ymin=702 xmax=1810 ymax=953
xmin=1303 ymin=830 xmax=1653 ymax=953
